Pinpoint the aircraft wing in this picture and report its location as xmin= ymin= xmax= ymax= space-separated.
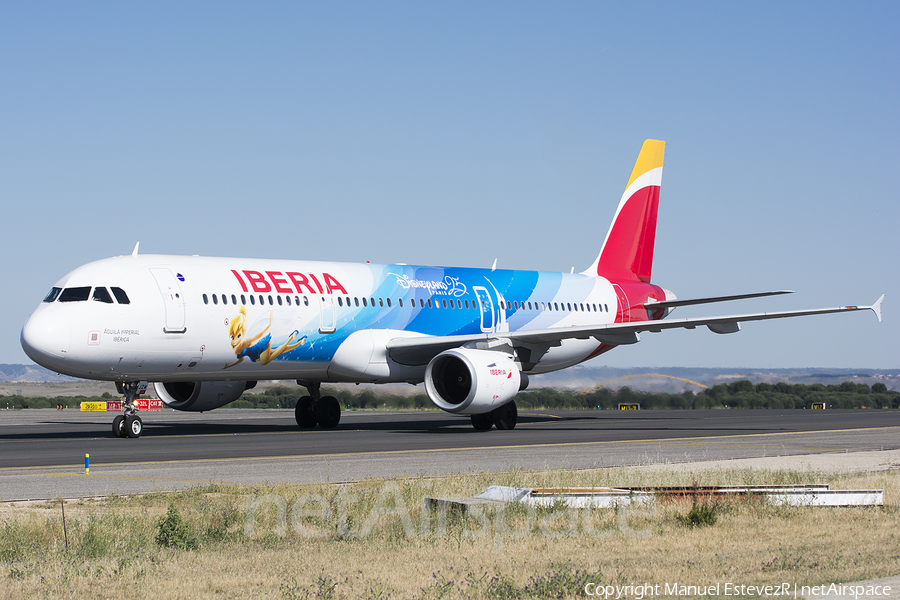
xmin=387 ymin=295 xmax=884 ymax=367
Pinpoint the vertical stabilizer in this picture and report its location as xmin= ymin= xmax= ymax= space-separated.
xmin=582 ymin=139 xmax=665 ymax=282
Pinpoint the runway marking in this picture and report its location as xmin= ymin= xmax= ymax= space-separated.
xmin=1 ymin=425 xmax=896 ymax=473
xmin=23 ymin=473 xmax=217 ymax=484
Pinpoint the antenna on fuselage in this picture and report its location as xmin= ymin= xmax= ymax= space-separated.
xmin=491 ymin=258 xmax=497 ymax=271
xmin=132 ymin=242 xmax=140 ymax=257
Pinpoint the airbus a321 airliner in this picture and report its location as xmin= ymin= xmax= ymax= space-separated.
xmin=21 ymin=140 xmax=884 ymax=438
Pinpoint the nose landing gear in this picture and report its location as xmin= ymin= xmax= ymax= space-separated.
xmin=112 ymin=381 xmax=147 ymax=438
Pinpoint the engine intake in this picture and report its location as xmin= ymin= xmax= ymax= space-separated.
xmin=424 ymin=348 xmax=522 ymax=415
xmin=154 ymin=381 xmax=254 ymax=411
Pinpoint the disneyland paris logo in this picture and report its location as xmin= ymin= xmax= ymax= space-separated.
xmin=388 ymin=273 xmax=467 ymax=297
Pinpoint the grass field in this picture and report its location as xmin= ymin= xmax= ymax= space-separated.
xmin=1 ymin=467 xmax=898 ymax=599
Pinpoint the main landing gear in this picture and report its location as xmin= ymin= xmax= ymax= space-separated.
xmin=295 ymin=381 xmax=341 ymax=429
xmin=112 ymin=381 xmax=146 ymax=438
xmin=470 ymin=400 xmax=518 ymax=431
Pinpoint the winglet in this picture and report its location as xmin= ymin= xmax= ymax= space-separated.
xmin=870 ymin=294 xmax=885 ymax=323
xmin=132 ymin=242 xmax=140 ymax=257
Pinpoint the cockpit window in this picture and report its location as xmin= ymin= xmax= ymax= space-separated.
xmin=92 ymin=287 xmax=114 ymax=304
xmin=111 ymin=287 xmax=130 ymax=304
xmin=58 ymin=287 xmax=91 ymax=302
xmin=43 ymin=287 xmax=62 ymax=303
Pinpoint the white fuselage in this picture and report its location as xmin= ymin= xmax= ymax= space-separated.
xmin=22 ymin=254 xmax=626 ymax=385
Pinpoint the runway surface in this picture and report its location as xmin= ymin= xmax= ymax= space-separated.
xmin=1 ymin=408 xmax=898 ymax=501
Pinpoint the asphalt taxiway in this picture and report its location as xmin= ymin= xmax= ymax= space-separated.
xmin=1 ymin=408 xmax=898 ymax=501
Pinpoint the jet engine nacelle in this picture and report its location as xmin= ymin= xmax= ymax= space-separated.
xmin=424 ymin=348 xmax=522 ymax=415
xmin=153 ymin=381 xmax=255 ymax=411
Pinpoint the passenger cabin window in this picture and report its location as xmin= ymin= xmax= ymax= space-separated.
xmin=111 ymin=287 xmax=130 ymax=304
xmin=203 ymin=294 xmax=209 ymax=305
xmin=91 ymin=287 xmax=114 ymax=304
xmin=59 ymin=287 xmax=91 ymax=302
xmin=43 ymin=287 xmax=62 ymax=302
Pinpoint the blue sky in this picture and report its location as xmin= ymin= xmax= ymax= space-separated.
xmin=2 ymin=2 xmax=897 ymax=368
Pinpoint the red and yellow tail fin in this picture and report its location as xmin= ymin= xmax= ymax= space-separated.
xmin=583 ymin=139 xmax=665 ymax=282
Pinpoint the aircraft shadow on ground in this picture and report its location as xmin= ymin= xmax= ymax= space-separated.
xmin=0 ymin=411 xmax=787 ymax=442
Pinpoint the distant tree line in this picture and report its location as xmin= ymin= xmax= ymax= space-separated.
xmin=1 ymin=381 xmax=897 ymax=410
xmin=517 ymin=381 xmax=898 ymax=410
xmin=699 ymin=380 xmax=898 ymax=410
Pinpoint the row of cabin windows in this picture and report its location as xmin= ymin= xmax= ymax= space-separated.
xmin=43 ymin=286 xmax=131 ymax=304
xmin=500 ymin=300 xmax=610 ymax=313
xmin=202 ymin=293 xmax=609 ymax=313
xmin=203 ymin=293 xmax=311 ymax=307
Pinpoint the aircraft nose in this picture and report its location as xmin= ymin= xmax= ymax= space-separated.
xmin=21 ymin=310 xmax=71 ymax=366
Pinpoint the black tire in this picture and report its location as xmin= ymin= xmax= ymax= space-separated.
xmin=125 ymin=415 xmax=143 ymax=438
xmin=112 ymin=415 xmax=125 ymax=438
xmin=470 ymin=413 xmax=494 ymax=431
xmin=295 ymin=397 xmax=316 ymax=428
xmin=314 ymin=396 xmax=341 ymax=429
xmin=492 ymin=401 xmax=517 ymax=430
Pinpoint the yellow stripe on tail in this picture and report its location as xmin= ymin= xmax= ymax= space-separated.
xmin=624 ymin=139 xmax=665 ymax=191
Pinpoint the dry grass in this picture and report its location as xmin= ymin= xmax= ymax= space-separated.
xmin=1 ymin=468 xmax=898 ymax=599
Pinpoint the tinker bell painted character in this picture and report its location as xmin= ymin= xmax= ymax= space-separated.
xmin=224 ymin=306 xmax=307 ymax=369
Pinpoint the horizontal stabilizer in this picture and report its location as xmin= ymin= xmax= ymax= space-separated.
xmin=642 ymin=290 xmax=793 ymax=311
